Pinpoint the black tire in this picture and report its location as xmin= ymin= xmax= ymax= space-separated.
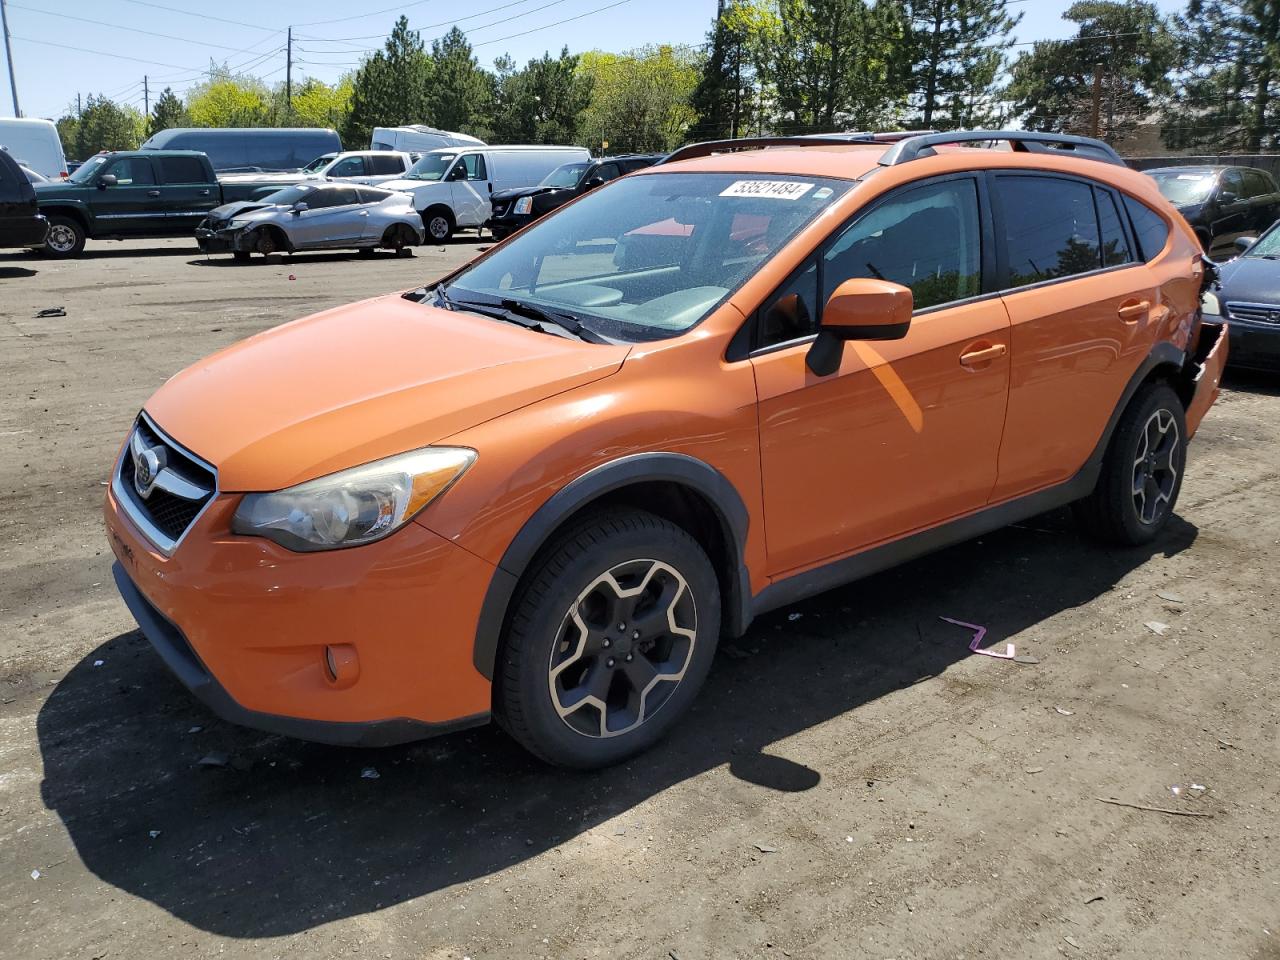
xmin=358 ymin=246 xmax=376 ymax=257
xmin=1074 ymin=382 xmax=1187 ymax=545
xmin=495 ymin=508 xmax=721 ymax=768
xmin=422 ymin=207 xmax=454 ymax=243
xmin=42 ymin=215 xmax=86 ymax=258
xmin=232 ymin=250 xmax=252 ymax=263
xmin=254 ymin=228 xmax=281 ymax=256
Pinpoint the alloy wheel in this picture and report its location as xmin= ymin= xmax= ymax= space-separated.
xmin=1132 ymin=408 xmax=1180 ymax=525
xmin=547 ymin=558 xmax=697 ymax=739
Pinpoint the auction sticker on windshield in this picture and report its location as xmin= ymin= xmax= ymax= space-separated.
xmin=720 ymin=180 xmax=815 ymax=200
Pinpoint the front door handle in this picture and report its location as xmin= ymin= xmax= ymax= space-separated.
xmin=197 ymin=189 xmax=210 ymax=196
xmin=1117 ymin=299 xmax=1151 ymax=322
xmin=959 ymin=343 xmax=1007 ymax=366
xmin=146 ymin=189 xmax=161 ymax=197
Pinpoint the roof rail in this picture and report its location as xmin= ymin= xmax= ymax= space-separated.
xmin=658 ymin=131 xmax=936 ymax=166
xmin=878 ymin=130 xmax=1125 ymax=167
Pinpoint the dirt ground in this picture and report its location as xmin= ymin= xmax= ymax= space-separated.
xmin=0 ymin=237 xmax=1277 ymax=960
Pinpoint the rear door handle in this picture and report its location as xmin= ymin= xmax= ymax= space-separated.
xmin=959 ymin=343 xmax=1007 ymax=366
xmin=1117 ymin=299 xmax=1150 ymax=322
xmin=146 ymin=190 xmax=161 ymax=197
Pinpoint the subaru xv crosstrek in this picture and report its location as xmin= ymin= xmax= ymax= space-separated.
xmin=105 ymin=131 xmax=1226 ymax=768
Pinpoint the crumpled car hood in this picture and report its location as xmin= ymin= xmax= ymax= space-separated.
xmin=144 ymin=294 xmax=630 ymax=491
xmin=208 ymin=200 xmax=276 ymax=220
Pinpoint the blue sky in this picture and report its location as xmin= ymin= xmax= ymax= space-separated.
xmin=5 ymin=0 xmax=1187 ymax=121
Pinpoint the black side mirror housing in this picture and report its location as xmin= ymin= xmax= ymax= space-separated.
xmin=583 ymin=176 xmax=606 ymax=190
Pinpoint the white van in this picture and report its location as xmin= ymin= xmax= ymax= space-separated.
xmin=382 ymin=145 xmax=591 ymax=241
xmin=0 ymin=118 xmax=68 ymax=179
xmin=370 ymin=125 xmax=486 ymax=154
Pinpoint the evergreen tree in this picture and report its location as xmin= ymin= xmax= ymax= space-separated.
xmin=1164 ymin=0 xmax=1280 ymax=152
xmin=690 ymin=1 xmax=779 ymax=140
xmin=342 ymin=17 xmax=434 ymax=147
xmin=908 ymin=0 xmax=1022 ymax=130
xmin=148 ymin=88 xmax=187 ymax=136
xmin=70 ymin=95 xmax=145 ymax=155
xmin=427 ymin=27 xmax=492 ymax=135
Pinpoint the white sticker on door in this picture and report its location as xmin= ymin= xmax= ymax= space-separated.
xmin=719 ymin=180 xmax=815 ymax=200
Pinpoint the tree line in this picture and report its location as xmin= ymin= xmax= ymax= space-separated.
xmin=54 ymin=0 xmax=1280 ymax=161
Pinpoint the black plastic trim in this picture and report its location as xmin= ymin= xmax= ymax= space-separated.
xmin=472 ymin=453 xmax=753 ymax=679
xmin=880 ymin=130 xmax=1125 ymax=167
xmin=113 ymin=562 xmax=488 ymax=747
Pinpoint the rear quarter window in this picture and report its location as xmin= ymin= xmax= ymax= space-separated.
xmin=1123 ymin=195 xmax=1171 ymax=262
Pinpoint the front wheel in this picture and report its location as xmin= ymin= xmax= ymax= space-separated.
xmin=43 ymin=215 xmax=86 ymax=258
xmin=422 ymin=208 xmax=453 ymax=243
xmin=1074 ymin=382 xmax=1187 ymax=545
xmin=495 ymin=509 xmax=721 ymax=768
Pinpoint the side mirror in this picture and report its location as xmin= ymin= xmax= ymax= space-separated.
xmin=98 ymin=174 xmax=117 ymax=189
xmin=1235 ymin=235 xmax=1257 ymax=253
xmin=1219 ymin=190 xmax=1239 ymax=204
xmin=291 ymin=201 xmax=308 ymax=214
xmin=806 ymin=278 xmax=913 ymax=376
xmin=583 ymin=176 xmax=605 ymax=190
xmin=448 ymin=165 xmax=468 ymax=182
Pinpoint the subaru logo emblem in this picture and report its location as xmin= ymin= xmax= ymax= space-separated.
xmin=133 ymin=445 xmax=165 ymax=499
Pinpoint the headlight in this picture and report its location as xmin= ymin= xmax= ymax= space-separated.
xmin=231 ymin=447 xmax=475 ymax=551
xmin=513 ymin=197 xmax=533 ymax=215
xmin=228 ymin=218 xmax=253 ymax=229
xmin=1201 ymin=290 xmax=1222 ymax=316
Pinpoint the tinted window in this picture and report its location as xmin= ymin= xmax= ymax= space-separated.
xmin=824 ymin=178 xmax=983 ymax=310
xmin=1245 ymin=169 xmax=1273 ymax=197
xmin=621 ymin=158 xmax=657 ymax=173
xmin=594 ymin=163 xmax=621 ymax=182
xmin=369 ymin=154 xmax=405 ymax=175
xmin=106 ymin=157 xmax=156 ymax=185
xmin=329 ymin=156 xmax=366 ymax=177
xmin=156 ymin=156 xmax=207 ymax=184
xmin=1123 ymin=195 xmax=1171 ymax=262
xmin=357 ymin=187 xmax=390 ymax=204
xmin=305 ymin=187 xmax=359 ymax=209
xmin=758 ymin=259 xmax=819 ymax=347
xmin=1095 ymin=188 xmax=1133 ymax=267
xmin=998 ymin=176 xmax=1100 ymax=288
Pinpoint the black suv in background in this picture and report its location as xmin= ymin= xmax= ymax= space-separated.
xmin=486 ymin=154 xmax=663 ymax=238
xmin=1146 ymin=165 xmax=1280 ymax=259
xmin=0 ymin=147 xmax=48 ymax=251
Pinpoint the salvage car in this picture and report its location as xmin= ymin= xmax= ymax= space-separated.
xmin=1202 ymin=223 xmax=1280 ymax=369
xmin=487 ymin=154 xmax=663 ymax=238
xmin=195 ymin=182 xmax=424 ymax=261
xmin=1147 ymin=165 xmax=1280 ymax=259
xmin=106 ymin=131 xmax=1225 ymax=768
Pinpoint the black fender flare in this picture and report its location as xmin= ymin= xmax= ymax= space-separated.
xmin=471 ymin=452 xmax=752 ymax=680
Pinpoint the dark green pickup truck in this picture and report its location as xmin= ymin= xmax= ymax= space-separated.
xmin=34 ymin=150 xmax=272 ymax=257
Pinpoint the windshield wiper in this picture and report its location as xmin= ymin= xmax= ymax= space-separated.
xmin=499 ymin=298 xmax=611 ymax=344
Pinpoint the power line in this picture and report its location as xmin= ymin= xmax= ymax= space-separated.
xmin=10 ymin=34 xmax=194 ymax=70
xmin=292 ymin=0 xmax=436 ymax=29
xmin=6 ymin=2 xmax=274 ymax=53
xmin=103 ymin=0 xmax=278 ymax=33
xmin=298 ymin=0 xmax=573 ymax=44
xmin=473 ymin=0 xmax=637 ymax=48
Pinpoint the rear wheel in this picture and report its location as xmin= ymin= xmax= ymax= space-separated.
xmin=1074 ymin=382 xmax=1186 ymax=545
xmin=43 ymin=215 xmax=86 ymax=258
xmin=495 ymin=509 xmax=720 ymax=768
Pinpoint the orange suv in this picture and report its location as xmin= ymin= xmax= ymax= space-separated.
xmin=104 ymin=131 xmax=1226 ymax=768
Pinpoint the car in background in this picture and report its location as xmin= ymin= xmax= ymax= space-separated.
xmin=0 ymin=118 xmax=69 ymax=179
xmin=370 ymin=125 xmax=485 ymax=154
xmin=195 ymin=182 xmax=424 ymax=261
xmin=19 ymin=162 xmax=48 ymax=183
xmin=381 ymin=144 xmax=591 ymax=242
xmin=1147 ymin=165 xmax=1280 ymax=259
xmin=140 ymin=127 xmax=342 ymax=174
xmin=0 ymin=146 xmax=49 ymax=250
xmin=1202 ymin=222 xmax=1280 ymax=370
xmin=487 ymin=154 xmax=663 ymax=239
xmin=218 ymin=150 xmax=417 ymax=191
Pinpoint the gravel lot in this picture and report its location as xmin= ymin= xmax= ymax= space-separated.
xmin=1 ymin=238 xmax=1277 ymax=960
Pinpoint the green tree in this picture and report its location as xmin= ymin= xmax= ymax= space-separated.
xmin=580 ymin=45 xmax=702 ymax=152
xmin=186 ymin=73 xmax=272 ymax=127
xmin=691 ymin=1 xmax=780 ymax=140
xmin=489 ymin=48 xmax=592 ymax=144
xmin=427 ymin=27 xmax=492 ymax=134
xmin=148 ymin=87 xmax=188 ymax=136
xmin=908 ymin=0 xmax=1023 ymax=130
xmin=1163 ymin=0 xmax=1280 ymax=152
xmin=343 ymin=16 xmax=434 ymax=147
xmin=287 ymin=77 xmax=353 ymax=130
xmin=68 ymin=95 xmax=145 ymax=155
xmin=773 ymin=0 xmax=910 ymax=134
xmin=1007 ymin=1 xmax=1177 ymax=146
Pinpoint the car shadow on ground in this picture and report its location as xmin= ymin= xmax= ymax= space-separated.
xmin=37 ymin=510 xmax=1197 ymax=938
xmin=1223 ymin=367 xmax=1280 ymax=396
xmin=0 ymin=265 xmax=38 ymax=278
xmin=186 ymin=250 xmax=418 ymax=268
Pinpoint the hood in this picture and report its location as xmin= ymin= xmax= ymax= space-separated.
xmin=379 ymin=177 xmax=440 ymax=193
xmin=144 ymin=294 xmax=630 ymax=491
xmin=491 ymin=185 xmax=561 ymax=202
xmin=1218 ymin=255 xmax=1280 ymax=305
xmin=208 ymin=200 xmax=275 ymax=220
xmin=218 ymin=171 xmax=308 ymax=184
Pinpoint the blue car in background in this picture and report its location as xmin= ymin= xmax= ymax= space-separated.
xmin=1204 ymin=224 xmax=1280 ymax=370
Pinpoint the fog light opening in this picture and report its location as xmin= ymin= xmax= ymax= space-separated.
xmin=323 ymin=644 xmax=359 ymax=688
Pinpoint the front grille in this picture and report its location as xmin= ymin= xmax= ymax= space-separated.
xmin=491 ymin=202 xmax=509 ymax=218
xmin=1227 ymin=302 xmax=1280 ymax=325
xmin=116 ymin=415 xmax=216 ymax=551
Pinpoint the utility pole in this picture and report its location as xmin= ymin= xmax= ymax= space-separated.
xmin=1090 ymin=62 xmax=1103 ymax=139
xmin=77 ymin=92 xmax=82 ymax=117
xmin=143 ymin=75 xmax=149 ymax=116
xmin=0 ymin=0 xmax=20 ymax=117
xmin=285 ymin=26 xmax=292 ymax=112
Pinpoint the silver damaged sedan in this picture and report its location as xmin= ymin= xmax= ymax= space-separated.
xmin=196 ymin=183 xmax=425 ymax=261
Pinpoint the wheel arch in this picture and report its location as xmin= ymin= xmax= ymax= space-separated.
xmin=254 ymin=223 xmax=292 ymax=252
xmin=40 ymin=204 xmax=90 ymax=231
xmin=472 ymin=453 xmax=753 ymax=681
xmin=422 ymin=204 xmax=455 ymax=228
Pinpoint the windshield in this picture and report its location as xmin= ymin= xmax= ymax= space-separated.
xmin=541 ymin=162 xmax=589 ymax=189
xmin=301 ymin=153 xmax=336 ymax=173
xmin=1242 ymin=222 xmax=1280 ymax=258
xmin=68 ymin=155 xmax=109 ymax=184
xmin=445 ymin=172 xmax=850 ymax=342
xmin=259 ymin=184 xmax=317 ymax=205
xmin=402 ymin=152 xmax=456 ymax=181
xmin=1150 ymin=171 xmax=1217 ymax=205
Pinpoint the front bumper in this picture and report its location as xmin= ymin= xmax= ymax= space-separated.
xmin=1225 ymin=317 xmax=1280 ymax=370
xmin=105 ymin=476 xmax=496 ymax=745
xmin=1185 ymin=321 xmax=1228 ymax=439
xmin=484 ymin=213 xmax=534 ymax=235
xmin=195 ymin=222 xmax=251 ymax=253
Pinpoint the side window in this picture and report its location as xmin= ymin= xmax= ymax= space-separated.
xmin=1245 ymin=169 xmax=1272 ymax=197
xmin=757 ymin=259 xmax=819 ymax=348
xmin=325 ymin=187 xmax=360 ymax=207
xmin=329 ymin=156 xmax=367 ymax=178
xmin=1123 ymin=195 xmax=1171 ymax=262
xmin=997 ymin=176 xmax=1100 ymax=288
xmin=1094 ymin=188 xmax=1133 ymax=268
xmin=595 ymin=163 xmax=621 ymax=181
xmin=157 ymin=156 xmax=207 ymax=185
xmin=461 ymin=153 xmax=487 ymax=181
xmin=356 ymin=188 xmax=389 ymax=204
xmin=369 ymin=154 xmax=404 ymax=175
xmin=106 ymin=157 xmax=156 ymax=186
xmin=1220 ymin=169 xmax=1245 ymax=201
xmin=824 ymin=178 xmax=983 ymax=310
